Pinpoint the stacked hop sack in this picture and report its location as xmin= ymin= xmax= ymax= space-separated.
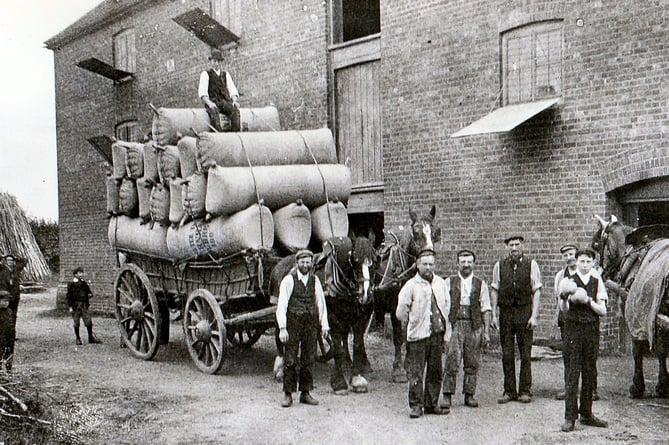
xmin=108 ymin=104 xmax=352 ymax=261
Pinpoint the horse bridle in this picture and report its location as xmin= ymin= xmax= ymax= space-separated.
xmin=375 ymin=231 xmax=416 ymax=291
xmin=323 ymin=239 xmax=360 ymax=303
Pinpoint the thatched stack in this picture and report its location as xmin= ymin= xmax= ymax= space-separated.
xmin=107 ymin=110 xmax=351 ymax=261
xmin=0 ymin=192 xmax=50 ymax=281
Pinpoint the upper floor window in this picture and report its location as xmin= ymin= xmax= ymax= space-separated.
xmin=332 ymin=0 xmax=380 ymax=44
xmin=211 ymin=0 xmax=241 ymax=37
xmin=501 ymin=20 xmax=562 ymax=105
xmin=115 ymin=120 xmax=141 ymax=143
xmin=114 ymin=28 xmax=136 ymax=73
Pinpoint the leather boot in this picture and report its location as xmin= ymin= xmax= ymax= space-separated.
xmin=74 ymin=327 xmax=83 ymax=345
xmin=464 ymin=393 xmax=479 ymax=407
xmin=87 ymin=325 xmax=102 ymax=344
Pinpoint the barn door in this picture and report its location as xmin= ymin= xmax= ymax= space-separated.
xmin=335 ymin=61 xmax=382 ymax=186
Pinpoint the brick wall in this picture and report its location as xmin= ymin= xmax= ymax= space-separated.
xmin=380 ymin=0 xmax=669 ymax=351
xmin=52 ymin=0 xmax=328 ymax=311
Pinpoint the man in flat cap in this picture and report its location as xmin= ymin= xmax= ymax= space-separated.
xmin=66 ymin=267 xmax=103 ymax=345
xmin=198 ymin=48 xmax=241 ymax=132
xmin=553 ymin=243 xmax=578 ymax=400
xmin=0 ymin=254 xmax=27 ymax=368
xmin=490 ymin=235 xmax=542 ymax=404
xmin=276 ymin=249 xmax=330 ymax=407
xmin=441 ymin=249 xmax=491 ymax=411
xmin=557 ymin=247 xmax=608 ymax=432
xmin=396 ymin=248 xmax=451 ymax=418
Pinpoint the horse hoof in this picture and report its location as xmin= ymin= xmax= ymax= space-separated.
xmin=334 ymin=389 xmax=349 ymax=396
xmin=351 ymin=375 xmax=369 ymax=393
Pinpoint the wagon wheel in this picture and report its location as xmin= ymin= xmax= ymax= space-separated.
xmin=184 ymin=289 xmax=226 ymax=374
xmin=114 ymin=263 xmax=162 ymax=360
xmin=226 ymin=326 xmax=265 ymax=349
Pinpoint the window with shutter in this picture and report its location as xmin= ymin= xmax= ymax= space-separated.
xmin=502 ymin=21 xmax=562 ymax=105
xmin=114 ymin=28 xmax=136 ymax=73
xmin=115 ymin=120 xmax=141 ymax=143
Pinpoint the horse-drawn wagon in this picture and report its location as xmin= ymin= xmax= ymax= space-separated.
xmin=113 ymin=246 xmax=283 ymax=374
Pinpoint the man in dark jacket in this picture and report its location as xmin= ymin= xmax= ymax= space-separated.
xmin=0 ymin=254 xmax=27 ymax=332
xmin=198 ymin=48 xmax=241 ymax=132
xmin=66 ymin=267 xmax=102 ymax=345
xmin=490 ymin=235 xmax=542 ymax=404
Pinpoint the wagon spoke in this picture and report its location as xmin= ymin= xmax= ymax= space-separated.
xmin=144 ymin=319 xmax=156 ymax=340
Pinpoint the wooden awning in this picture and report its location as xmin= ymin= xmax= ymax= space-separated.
xmin=173 ymin=7 xmax=239 ymax=48
xmin=76 ymin=58 xmax=133 ymax=82
xmin=87 ymin=135 xmax=114 ymax=164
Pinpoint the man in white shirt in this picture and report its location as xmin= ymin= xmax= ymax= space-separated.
xmin=198 ymin=48 xmax=240 ymax=131
xmin=441 ymin=249 xmax=491 ymax=410
xmin=276 ymin=250 xmax=330 ymax=408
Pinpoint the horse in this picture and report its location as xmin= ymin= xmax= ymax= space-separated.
xmin=592 ymin=214 xmax=669 ymax=398
xmin=270 ymin=233 xmax=377 ymax=394
xmin=372 ymin=205 xmax=441 ymax=383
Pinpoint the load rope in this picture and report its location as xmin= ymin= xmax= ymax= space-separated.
xmin=297 ymin=131 xmax=335 ymax=239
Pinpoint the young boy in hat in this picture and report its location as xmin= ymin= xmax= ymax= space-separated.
xmin=558 ymin=247 xmax=608 ymax=432
xmin=66 ymin=267 xmax=103 ymax=345
xmin=396 ymin=248 xmax=451 ymax=418
xmin=276 ymin=250 xmax=330 ymax=407
xmin=198 ymin=48 xmax=241 ymax=132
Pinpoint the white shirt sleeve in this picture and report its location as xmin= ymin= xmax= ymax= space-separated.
xmin=479 ymin=280 xmax=492 ymax=312
xmin=275 ymin=274 xmax=294 ymax=329
xmin=198 ymin=71 xmax=210 ymax=99
xmin=314 ymin=276 xmax=329 ymax=331
xmin=225 ymin=72 xmax=239 ymax=101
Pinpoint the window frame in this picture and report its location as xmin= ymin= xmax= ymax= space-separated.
xmin=210 ymin=0 xmax=242 ymax=37
xmin=330 ymin=0 xmax=380 ymax=45
xmin=501 ymin=20 xmax=563 ymax=106
xmin=113 ymin=28 xmax=136 ymax=74
xmin=115 ymin=120 xmax=141 ymax=143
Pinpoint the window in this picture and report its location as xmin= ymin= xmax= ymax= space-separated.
xmin=332 ymin=0 xmax=380 ymax=44
xmin=114 ymin=28 xmax=136 ymax=73
xmin=210 ymin=0 xmax=241 ymax=37
xmin=115 ymin=120 xmax=141 ymax=143
xmin=501 ymin=21 xmax=562 ymax=105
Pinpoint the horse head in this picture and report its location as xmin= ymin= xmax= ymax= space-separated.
xmin=322 ymin=235 xmax=359 ymax=302
xmin=350 ymin=230 xmax=377 ymax=306
xmin=405 ymin=205 xmax=440 ymax=258
xmin=592 ymin=214 xmax=632 ymax=280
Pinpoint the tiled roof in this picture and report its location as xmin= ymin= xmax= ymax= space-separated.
xmin=44 ymin=0 xmax=149 ymax=49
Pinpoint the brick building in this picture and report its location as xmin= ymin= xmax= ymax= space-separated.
xmin=46 ymin=0 xmax=669 ymax=352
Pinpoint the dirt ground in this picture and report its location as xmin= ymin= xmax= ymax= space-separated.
xmin=2 ymin=288 xmax=668 ymax=445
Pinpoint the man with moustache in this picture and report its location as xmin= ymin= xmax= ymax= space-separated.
xmin=490 ymin=235 xmax=542 ymax=404
xmin=276 ymin=250 xmax=330 ymax=408
xmin=396 ymin=248 xmax=451 ymax=418
xmin=441 ymin=249 xmax=491 ymax=410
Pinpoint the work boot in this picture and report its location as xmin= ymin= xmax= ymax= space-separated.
xmin=464 ymin=393 xmax=479 ymax=407
xmin=592 ymin=390 xmax=600 ymax=401
xmin=497 ymin=393 xmax=516 ymax=404
xmin=299 ymin=392 xmax=319 ymax=405
xmin=281 ymin=392 xmax=293 ymax=408
xmin=87 ymin=326 xmax=102 ymax=344
xmin=424 ymin=406 xmax=449 ymax=415
xmin=74 ymin=327 xmax=83 ymax=345
xmin=518 ymin=394 xmax=532 ymax=403
xmin=561 ymin=420 xmax=575 ymax=432
xmin=409 ymin=406 xmax=423 ymax=418
xmin=556 ymin=390 xmax=566 ymax=400
xmin=439 ymin=393 xmax=452 ymax=410
xmin=580 ymin=416 xmax=608 ymax=428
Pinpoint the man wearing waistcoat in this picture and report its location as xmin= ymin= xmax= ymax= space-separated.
xmin=276 ymin=250 xmax=330 ymax=408
xmin=490 ymin=235 xmax=542 ymax=404
xmin=558 ymin=247 xmax=608 ymax=432
xmin=198 ymin=48 xmax=241 ymax=132
xmin=553 ymin=243 xmax=578 ymax=400
xmin=396 ymin=248 xmax=451 ymax=418
xmin=441 ymin=249 xmax=491 ymax=410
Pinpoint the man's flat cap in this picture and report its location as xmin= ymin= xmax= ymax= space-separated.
xmin=457 ymin=249 xmax=476 ymax=262
xmin=504 ymin=235 xmax=525 ymax=244
xmin=295 ymin=249 xmax=314 ymax=260
xmin=559 ymin=243 xmax=578 ymax=254
xmin=576 ymin=247 xmax=597 ymax=259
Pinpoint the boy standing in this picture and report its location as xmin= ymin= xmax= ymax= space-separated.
xmin=558 ymin=247 xmax=608 ymax=432
xmin=66 ymin=268 xmax=103 ymax=345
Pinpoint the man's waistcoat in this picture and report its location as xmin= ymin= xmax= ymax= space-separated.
xmin=207 ymin=69 xmax=231 ymax=105
xmin=566 ymin=274 xmax=599 ymax=324
xmin=449 ymin=275 xmax=482 ymax=329
xmin=498 ymin=257 xmax=532 ymax=308
xmin=287 ymin=271 xmax=317 ymax=318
